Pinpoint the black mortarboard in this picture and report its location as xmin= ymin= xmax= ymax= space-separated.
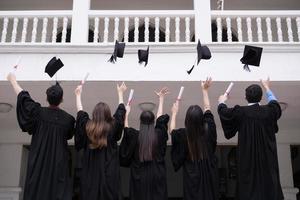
xmin=240 ymin=45 xmax=263 ymax=72
xmin=108 ymin=40 xmax=126 ymax=63
xmin=138 ymin=46 xmax=149 ymax=67
xmin=187 ymin=40 xmax=212 ymax=74
xmin=45 ymin=57 xmax=64 ymax=78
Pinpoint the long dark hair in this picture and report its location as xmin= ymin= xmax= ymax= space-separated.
xmin=185 ymin=105 xmax=208 ymax=161
xmin=86 ymin=102 xmax=114 ymax=149
xmin=139 ymin=111 xmax=157 ymax=162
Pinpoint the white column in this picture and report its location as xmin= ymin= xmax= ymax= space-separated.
xmin=277 ymin=144 xmax=299 ymax=200
xmin=193 ymin=0 xmax=212 ymax=43
xmin=71 ymin=0 xmax=91 ymax=44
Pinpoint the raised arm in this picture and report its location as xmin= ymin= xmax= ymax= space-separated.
xmin=201 ymin=77 xmax=212 ymax=112
xmin=155 ymin=87 xmax=170 ymax=119
xmin=7 ymin=72 xmax=23 ymax=95
xmin=261 ymin=77 xmax=277 ymax=102
xmin=125 ymin=104 xmax=131 ymax=128
xmin=117 ymin=82 xmax=127 ymax=104
xmin=75 ymin=85 xmax=83 ymax=111
xmin=170 ymin=101 xmax=179 ymax=133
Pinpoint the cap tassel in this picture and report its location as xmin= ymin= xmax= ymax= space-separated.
xmin=108 ymin=55 xmax=116 ymax=63
xmin=243 ymin=64 xmax=251 ymax=72
xmin=187 ymin=65 xmax=195 ymax=75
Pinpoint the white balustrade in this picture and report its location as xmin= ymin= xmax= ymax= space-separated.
xmin=0 ymin=11 xmax=72 ymax=44
xmin=144 ymin=17 xmax=150 ymax=43
xmin=88 ymin=10 xmax=194 ymax=43
xmin=276 ymin=17 xmax=283 ymax=42
xmin=297 ymin=17 xmax=300 ymax=42
xmin=286 ymin=17 xmax=293 ymax=42
xmin=216 ymin=17 xmax=222 ymax=42
xmin=266 ymin=17 xmax=273 ymax=42
xmin=114 ymin=17 xmax=119 ymax=41
xmin=211 ymin=10 xmax=300 ymax=43
xmin=124 ymin=17 xmax=129 ymax=43
xmin=103 ymin=17 xmax=109 ymax=43
xmin=226 ymin=17 xmax=232 ymax=42
xmin=256 ymin=17 xmax=263 ymax=42
xmin=134 ymin=17 xmax=139 ymax=43
xmin=61 ymin=17 xmax=68 ymax=43
xmin=175 ymin=17 xmax=180 ymax=42
xmin=93 ymin=17 xmax=99 ymax=43
xmin=155 ymin=17 xmax=160 ymax=43
xmin=11 ymin=18 xmax=19 ymax=43
xmin=52 ymin=17 xmax=58 ymax=43
xmin=236 ymin=17 xmax=243 ymax=42
xmin=185 ymin=17 xmax=191 ymax=42
xmin=31 ymin=17 xmax=38 ymax=43
xmin=41 ymin=17 xmax=48 ymax=43
xmin=21 ymin=18 xmax=28 ymax=43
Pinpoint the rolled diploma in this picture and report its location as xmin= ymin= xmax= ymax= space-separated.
xmin=81 ymin=73 xmax=90 ymax=85
xmin=224 ymin=82 xmax=234 ymax=96
xmin=127 ymin=89 xmax=134 ymax=105
xmin=177 ymin=86 xmax=184 ymax=100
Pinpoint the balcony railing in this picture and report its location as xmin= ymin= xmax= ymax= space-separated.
xmin=211 ymin=10 xmax=300 ymax=43
xmin=0 ymin=9 xmax=300 ymax=45
xmin=0 ymin=11 xmax=72 ymax=43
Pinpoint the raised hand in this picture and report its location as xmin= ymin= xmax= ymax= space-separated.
xmin=260 ymin=77 xmax=270 ymax=90
xmin=218 ymin=94 xmax=228 ymax=104
xmin=117 ymin=82 xmax=127 ymax=93
xmin=201 ymin=77 xmax=212 ymax=90
xmin=155 ymin=87 xmax=170 ymax=99
xmin=7 ymin=72 xmax=16 ymax=82
xmin=171 ymin=101 xmax=179 ymax=115
xmin=75 ymin=85 xmax=82 ymax=96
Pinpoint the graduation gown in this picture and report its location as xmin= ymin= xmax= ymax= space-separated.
xmin=170 ymin=110 xmax=218 ymax=200
xmin=16 ymin=91 xmax=75 ymax=200
xmin=119 ymin=114 xmax=170 ymax=200
xmin=218 ymin=101 xmax=284 ymax=200
xmin=75 ymin=104 xmax=126 ymax=200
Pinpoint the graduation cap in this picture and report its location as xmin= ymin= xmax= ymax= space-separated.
xmin=240 ymin=45 xmax=263 ymax=72
xmin=45 ymin=57 xmax=64 ymax=78
xmin=108 ymin=40 xmax=126 ymax=63
xmin=138 ymin=46 xmax=149 ymax=67
xmin=187 ymin=40 xmax=212 ymax=74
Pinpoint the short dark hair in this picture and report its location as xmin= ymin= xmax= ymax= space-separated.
xmin=245 ymin=84 xmax=262 ymax=103
xmin=46 ymin=83 xmax=63 ymax=106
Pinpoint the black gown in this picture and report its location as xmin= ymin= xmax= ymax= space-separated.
xmin=75 ymin=103 xmax=126 ymax=200
xmin=16 ymin=91 xmax=75 ymax=200
xmin=218 ymin=101 xmax=284 ymax=200
xmin=170 ymin=110 xmax=218 ymax=200
xmin=119 ymin=114 xmax=170 ymax=200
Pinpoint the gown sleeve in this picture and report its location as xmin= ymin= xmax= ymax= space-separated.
xmin=119 ymin=127 xmax=138 ymax=167
xmin=75 ymin=111 xmax=90 ymax=151
xmin=16 ymin=90 xmax=41 ymax=134
xmin=203 ymin=110 xmax=217 ymax=152
xmin=267 ymin=100 xmax=282 ymax=133
xmin=171 ymin=129 xmax=187 ymax=172
xmin=218 ymin=103 xmax=243 ymax=139
xmin=155 ymin=114 xmax=170 ymax=142
xmin=112 ymin=103 xmax=126 ymax=141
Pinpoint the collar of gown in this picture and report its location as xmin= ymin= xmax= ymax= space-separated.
xmin=247 ymin=102 xmax=260 ymax=106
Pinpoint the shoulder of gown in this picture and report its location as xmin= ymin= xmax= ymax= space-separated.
xmin=112 ymin=103 xmax=126 ymax=141
xmin=171 ymin=128 xmax=187 ymax=171
xmin=155 ymin=114 xmax=170 ymax=141
xmin=16 ymin=90 xmax=41 ymax=134
xmin=75 ymin=110 xmax=90 ymax=151
xmin=119 ymin=127 xmax=139 ymax=167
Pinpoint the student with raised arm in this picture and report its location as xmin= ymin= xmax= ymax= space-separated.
xmin=119 ymin=87 xmax=170 ymax=200
xmin=170 ymin=78 xmax=218 ymax=200
xmin=217 ymin=78 xmax=283 ymax=200
xmin=74 ymin=82 xmax=126 ymax=200
xmin=7 ymin=72 xmax=75 ymax=200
